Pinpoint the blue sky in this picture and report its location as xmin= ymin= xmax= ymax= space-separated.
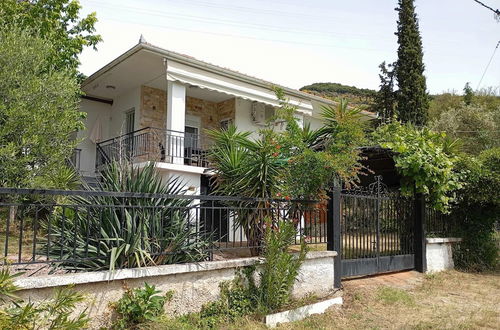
xmin=78 ymin=0 xmax=500 ymax=94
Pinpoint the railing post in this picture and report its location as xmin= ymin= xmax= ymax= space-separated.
xmin=414 ymin=193 xmax=427 ymax=273
xmin=328 ymin=186 xmax=342 ymax=288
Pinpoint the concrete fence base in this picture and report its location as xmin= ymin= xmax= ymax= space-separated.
xmin=14 ymin=251 xmax=337 ymax=329
xmin=426 ymin=237 xmax=462 ymax=273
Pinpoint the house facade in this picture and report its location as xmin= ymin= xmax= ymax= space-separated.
xmin=77 ymin=40 xmax=372 ymax=194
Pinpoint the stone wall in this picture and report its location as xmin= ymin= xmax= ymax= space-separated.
xmin=14 ymin=251 xmax=337 ymax=329
xmin=139 ymin=85 xmax=236 ymax=132
xmin=140 ymin=85 xmax=167 ymax=129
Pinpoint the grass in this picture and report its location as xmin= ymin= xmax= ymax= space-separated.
xmin=145 ymin=270 xmax=499 ymax=329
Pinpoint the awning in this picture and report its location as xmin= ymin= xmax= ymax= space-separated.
xmin=165 ymin=59 xmax=314 ymax=116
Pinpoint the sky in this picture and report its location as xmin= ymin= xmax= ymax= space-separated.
xmin=78 ymin=0 xmax=500 ymax=94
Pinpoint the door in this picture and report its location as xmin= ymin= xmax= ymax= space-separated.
xmin=124 ymin=109 xmax=135 ymax=158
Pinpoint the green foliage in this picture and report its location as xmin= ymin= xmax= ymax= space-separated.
xmin=463 ymin=82 xmax=474 ymax=106
xmin=394 ymin=0 xmax=429 ymax=126
xmin=300 ymin=82 xmax=376 ymax=107
xmin=208 ymin=89 xmax=365 ymax=253
xmin=374 ymin=61 xmax=397 ymax=123
xmin=0 ymin=267 xmax=88 ymax=329
xmin=42 ymin=162 xmax=212 ymax=271
xmin=376 ymin=287 xmax=414 ymax=306
xmin=166 ymin=220 xmax=307 ymax=328
xmin=451 ymin=148 xmax=499 ymax=271
xmin=255 ymin=219 xmax=308 ymax=312
xmin=0 ymin=27 xmax=85 ymax=189
xmin=0 ymin=0 xmax=101 ymax=72
xmin=113 ymin=283 xmax=171 ymax=329
xmin=431 ymin=103 xmax=499 ymax=155
xmin=373 ymin=122 xmax=462 ymax=211
xmin=429 ymin=87 xmax=500 ymax=155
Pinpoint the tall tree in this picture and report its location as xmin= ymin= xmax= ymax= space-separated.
xmin=0 ymin=0 xmax=101 ymax=73
xmin=463 ymin=82 xmax=475 ymax=105
xmin=394 ymin=0 xmax=429 ymax=126
xmin=0 ymin=28 xmax=85 ymax=188
xmin=374 ymin=61 xmax=397 ymax=123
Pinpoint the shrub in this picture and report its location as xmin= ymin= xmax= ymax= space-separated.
xmin=452 ymin=148 xmax=499 ymax=271
xmin=373 ymin=121 xmax=462 ymax=212
xmin=0 ymin=266 xmax=88 ymax=329
xmin=113 ymin=283 xmax=172 ymax=329
xmin=41 ymin=162 xmax=212 ymax=271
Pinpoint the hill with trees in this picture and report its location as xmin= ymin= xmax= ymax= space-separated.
xmin=299 ymin=82 xmax=376 ymax=109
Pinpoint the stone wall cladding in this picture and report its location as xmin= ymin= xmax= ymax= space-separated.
xmin=15 ymin=251 xmax=337 ymax=329
xmin=139 ymin=85 xmax=236 ymax=132
xmin=140 ymin=85 xmax=167 ymax=130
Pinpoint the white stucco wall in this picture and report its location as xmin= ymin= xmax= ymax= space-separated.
xmin=77 ymin=99 xmax=111 ymax=177
xmin=108 ymin=87 xmax=141 ymax=138
xmin=234 ymin=98 xmax=322 ymax=140
xmin=426 ymin=238 xmax=462 ymax=273
xmin=15 ymin=251 xmax=337 ymax=329
xmin=78 ymin=87 xmax=141 ymax=177
xmin=234 ymin=98 xmax=261 ymax=140
xmin=304 ymin=115 xmax=324 ymax=131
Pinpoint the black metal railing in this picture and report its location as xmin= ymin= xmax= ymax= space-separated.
xmin=425 ymin=207 xmax=457 ymax=237
xmin=0 ymin=188 xmax=326 ymax=274
xmin=95 ymin=127 xmax=209 ymax=170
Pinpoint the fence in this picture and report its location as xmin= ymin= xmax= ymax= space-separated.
xmin=95 ymin=127 xmax=209 ymax=170
xmin=425 ymin=206 xmax=458 ymax=237
xmin=0 ymin=188 xmax=326 ymax=272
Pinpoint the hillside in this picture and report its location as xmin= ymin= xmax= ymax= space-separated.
xmin=300 ymin=82 xmax=376 ymax=109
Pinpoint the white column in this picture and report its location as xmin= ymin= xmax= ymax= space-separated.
xmin=166 ymin=81 xmax=186 ymax=164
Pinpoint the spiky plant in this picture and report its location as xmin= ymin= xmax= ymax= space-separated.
xmin=206 ymin=126 xmax=286 ymax=255
xmin=39 ymin=162 xmax=212 ymax=271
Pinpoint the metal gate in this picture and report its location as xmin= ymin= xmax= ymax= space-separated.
xmin=340 ymin=176 xmax=415 ymax=278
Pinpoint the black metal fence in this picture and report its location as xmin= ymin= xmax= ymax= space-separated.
xmin=425 ymin=206 xmax=458 ymax=237
xmin=95 ymin=127 xmax=209 ymax=170
xmin=0 ymin=188 xmax=326 ymax=272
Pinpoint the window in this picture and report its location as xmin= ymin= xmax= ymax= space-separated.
xmin=125 ymin=108 xmax=135 ymax=134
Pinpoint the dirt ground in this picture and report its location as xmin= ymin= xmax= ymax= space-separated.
xmin=229 ymin=270 xmax=499 ymax=330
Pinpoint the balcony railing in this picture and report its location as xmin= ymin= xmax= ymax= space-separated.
xmin=96 ymin=127 xmax=209 ymax=170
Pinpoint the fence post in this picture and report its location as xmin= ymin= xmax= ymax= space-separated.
xmin=414 ymin=193 xmax=427 ymax=273
xmin=328 ymin=187 xmax=342 ymax=288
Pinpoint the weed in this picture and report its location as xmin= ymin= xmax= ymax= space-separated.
xmin=113 ymin=283 xmax=172 ymax=329
xmin=375 ymin=286 xmax=414 ymax=306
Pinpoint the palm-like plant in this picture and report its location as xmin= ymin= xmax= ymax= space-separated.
xmin=40 ymin=162 xmax=211 ymax=271
xmin=207 ymin=126 xmax=286 ymax=255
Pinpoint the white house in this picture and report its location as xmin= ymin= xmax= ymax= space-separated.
xmin=77 ymin=39 xmax=373 ymax=194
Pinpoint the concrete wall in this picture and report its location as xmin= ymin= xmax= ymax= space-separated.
xmin=426 ymin=237 xmax=462 ymax=273
xmin=14 ymin=251 xmax=337 ymax=329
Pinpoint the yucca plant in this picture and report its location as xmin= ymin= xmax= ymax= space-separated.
xmin=207 ymin=126 xmax=286 ymax=255
xmin=39 ymin=162 xmax=212 ymax=271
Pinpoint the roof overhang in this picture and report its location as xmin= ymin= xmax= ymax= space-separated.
xmin=82 ymin=42 xmax=376 ymax=119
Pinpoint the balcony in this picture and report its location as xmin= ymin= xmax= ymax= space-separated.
xmin=95 ymin=127 xmax=209 ymax=170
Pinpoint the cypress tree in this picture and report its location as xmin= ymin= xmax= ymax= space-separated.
xmin=394 ymin=0 xmax=429 ymax=126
